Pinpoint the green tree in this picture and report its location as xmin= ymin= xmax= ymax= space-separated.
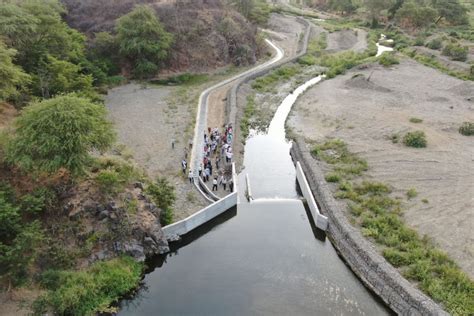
xmin=34 ymin=55 xmax=93 ymax=98
xmin=330 ymin=0 xmax=356 ymax=14
xmin=396 ymin=1 xmax=438 ymax=28
xmin=0 ymin=40 xmax=30 ymax=101
xmin=116 ymin=5 xmax=173 ymax=79
xmin=0 ymin=0 xmax=93 ymax=97
xmin=364 ymin=0 xmax=394 ymax=26
xmin=7 ymin=95 xmax=115 ymax=175
xmin=146 ymin=177 xmax=176 ymax=225
xmin=431 ymin=0 xmax=468 ymax=25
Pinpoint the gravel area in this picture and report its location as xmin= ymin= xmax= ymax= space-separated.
xmin=106 ymin=83 xmax=208 ymax=221
xmin=288 ymin=59 xmax=474 ymax=277
xmin=326 ymin=28 xmax=367 ymax=53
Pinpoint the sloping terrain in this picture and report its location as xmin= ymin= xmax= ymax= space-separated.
xmin=62 ymin=0 xmax=263 ymax=71
xmin=289 ymin=59 xmax=474 ymax=277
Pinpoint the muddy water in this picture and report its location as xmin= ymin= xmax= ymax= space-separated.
xmin=119 ymin=75 xmax=391 ymax=315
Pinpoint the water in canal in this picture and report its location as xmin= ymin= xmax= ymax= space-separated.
xmin=119 ymin=76 xmax=391 ymax=315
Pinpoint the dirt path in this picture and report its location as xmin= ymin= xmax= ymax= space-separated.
xmin=288 ymin=59 xmax=474 ymax=277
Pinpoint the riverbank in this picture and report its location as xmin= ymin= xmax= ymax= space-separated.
xmin=288 ymin=59 xmax=474 ymax=278
xmin=290 ymin=138 xmax=448 ymax=315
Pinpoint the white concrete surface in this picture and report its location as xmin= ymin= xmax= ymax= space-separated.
xmin=296 ymin=161 xmax=328 ymax=231
xmin=163 ymin=191 xmax=238 ymax=240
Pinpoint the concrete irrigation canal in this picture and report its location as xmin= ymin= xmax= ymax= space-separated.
xmin=118 ymin=45 xmax=392 ymax=314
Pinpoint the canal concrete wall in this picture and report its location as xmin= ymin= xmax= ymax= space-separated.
xmin=295 ymin=161 xmax=328 ymax=231
xmin=162 ymin=191 xmax=237 ymax=241
xmin=226 ymin=16 xmax=312 ymax=131
xmin=290 ymin=138 xmax=448 ymax=316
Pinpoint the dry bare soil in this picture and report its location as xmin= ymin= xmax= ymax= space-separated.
xmin=106 ymin=83 xmax=209 ymax=220
xmin=288 ymin=59 xmax=474 ymax=277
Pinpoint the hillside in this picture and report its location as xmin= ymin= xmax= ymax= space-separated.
xmin=62 ymin=0 xmax=264 ymax=72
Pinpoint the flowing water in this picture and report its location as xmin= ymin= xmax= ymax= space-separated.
xmin=119 ymin=75 xmax=391 ymax=315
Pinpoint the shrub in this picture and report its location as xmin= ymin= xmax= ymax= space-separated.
xmin=0 ymin=221 xmax=44 ymax=286
xmin=406 ymin=188 xmax=418 ymax=199
xmin=95 ymin=169 xmax=121 ymax=195
xmin=409 ymin=117 xmax=423 ymax=123
xmin=325 ymin=173 xmax=341 ymax=183
xmin=33 ymin=257 xmax=143 ymax=315
xmin=425 ymin=38 xmax=443 ymax=50
xmin=379 ymin=53 xmax=399 ymax=67
xmin=7 ymin=95 xmax=115 ymax=175
xmin=403 ymin=131 xmax=427 ymax=148
xmin=442 ymin=43 xmax=468 ymax=61
xmin=459 ymin=122 xmax=474 ymax=136
xmin=146 ymin=177 xmax=176 ymax=225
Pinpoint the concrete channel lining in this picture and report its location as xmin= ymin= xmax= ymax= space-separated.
xmin=295 ymin=161 xmax=328 ymax=231
xmin=226 ymin=16 xmax=312 ymax=130
xmin=162 ymin=192 xmax=238 ymax=241
xmin=290 ymin=139 xmax=448 ymax=315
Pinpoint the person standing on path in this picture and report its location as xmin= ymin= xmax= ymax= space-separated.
xmin=181 ymin=159 xmax=187 ymax=174
xmin=229 ymin=179 xmax=234 ymax=192
xmin=212 ymin=177 xmax=218 ymax=191
xmin=188 ymin=170 xmax=193 ymax=183
xmin=222 ymin=177 xmax=227 ymax=191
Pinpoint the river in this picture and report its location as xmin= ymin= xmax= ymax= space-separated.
xmin=118 ymin=72 xmax=391 ymax=315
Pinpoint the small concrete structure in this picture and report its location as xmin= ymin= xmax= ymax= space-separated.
xmin=162 ymin=192 xmax=237 ymax=241
xmin=163 ymin=163 xmax=239 ymax=240
xmin=245 ymin=174 xmax=253 ymax=201
xmin=295 ymin=161 xmax=328 ymax=231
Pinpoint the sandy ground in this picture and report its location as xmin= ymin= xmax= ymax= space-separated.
xmin=326 ymin=29 xmax=367 ymax=53
xmin=106 ymin=83 xmax=209 ymax=220
xmin=0 ymin=288 xmax=41 ymax=316
xmin=288 ymin=59 xmax=474 ymax=277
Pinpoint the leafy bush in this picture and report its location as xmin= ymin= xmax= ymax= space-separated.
xmin=406 ymin=188 xmax=418 ymax=199
xmin=379 ymin=53 xmax=399 ymax=67
xmin=33 ymin=257 xmax=143 ymax=315
xmin=95 ymin=169 xmax=121 ymax=195
xmin=459 ymin=122 xmax=474 ymax=136
xmin=312 ymin=139 xmax=368 ymax=176
xmin=146 ymin=177 xmax=176 ymax=225
xmin=403 ymin=131 xmax=427 ymax=148
xmin=20 ymin=187 xmax=57 ymax=215
xmin=442 ymin=43 xmax=468 ymax=61
xmin=409 ymin=117 xmax=423 ymax=123
xmin=325 ymin=173 xmax=341 ymax=183
xmin=0 ymin=221 xmax=44 ymax=286
xmin=425 ymin=38 xmax=443 ymax=50
xmin=7 ymin=95 xmax=115 ymax=175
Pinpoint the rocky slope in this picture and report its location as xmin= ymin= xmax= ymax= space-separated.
xmin=62 ymin=0 xmax=264 ymax=71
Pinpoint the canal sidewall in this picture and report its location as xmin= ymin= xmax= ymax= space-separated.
xmin=290 ymin=138 xmax=448 ymax=316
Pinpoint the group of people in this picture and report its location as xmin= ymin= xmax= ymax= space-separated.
xmin=183 ymin=123 xmax=235 ymax=193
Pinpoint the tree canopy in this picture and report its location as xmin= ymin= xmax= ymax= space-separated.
xmin=116 ymin=5 xmax=173 ymax=79
xmin=7 ymin=95 xmax=115 ymax=175
xmin=0 ymin=41 xmax=30 ymax=101
xmin=0 ymin=0 xmax=93 ymax=98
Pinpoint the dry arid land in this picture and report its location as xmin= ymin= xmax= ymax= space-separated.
xmin=288 ymin=58 xmax=474 ymax=277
